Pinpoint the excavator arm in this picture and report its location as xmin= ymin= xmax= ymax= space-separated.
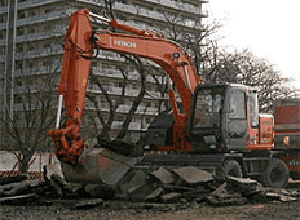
xmin=48 ymin=9 xmax=201 ymax=164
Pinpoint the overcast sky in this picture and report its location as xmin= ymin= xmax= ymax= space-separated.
xmin=205 ymin=0 xmax=300 ymax=89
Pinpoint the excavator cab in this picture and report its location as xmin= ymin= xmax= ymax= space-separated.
xmin=189 ymin=84 xmax=261 ymax=152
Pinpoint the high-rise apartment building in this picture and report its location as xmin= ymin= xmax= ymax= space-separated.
xmin=0 ymin=0 xmax=208 ymax=148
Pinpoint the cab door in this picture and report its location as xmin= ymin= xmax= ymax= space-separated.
xmin=227 ymin=87 xmax=248 ymax=149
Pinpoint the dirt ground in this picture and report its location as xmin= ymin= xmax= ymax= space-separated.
xmin=1 ymin=200 xmax=299 ymax=220
xmin=1 ymin=182 xmax=299 ymax=220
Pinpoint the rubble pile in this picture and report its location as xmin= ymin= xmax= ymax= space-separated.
xmin=0 ymin=174 xmax=50 ymax=204
xmin=0 ymin=165 xmax=299 ymax=209
xmin=108 ymin=166 xmax=299 ymax=207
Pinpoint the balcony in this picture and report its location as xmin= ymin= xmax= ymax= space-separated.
xmin=0 ymin=23 xmax=6 ymax=30
xmin=0 ymin=39 xmax=5 ymax=46
xmin=15 ymin=48 xmax=63 ymax=60
xmin=114 ymin=2 xmax=135 ymax=13
xmin=17 ymin=0 xmax=63 ymax=10
xmin=0 ymin=54 xmax=5 ymax=62
xmin=14 ymin=66 xmax=61 ymax=77
xmin=144 ymin=0 xmax=208 ymax=17
xmin=16 ymin=32 xmax=64 ymax=43
xmin=77 ymin=0 xmax=105 ymax=7
xmin=16 ymin=10 xmax=66 ymax=27
xmin=0 ymin=6 xmax=8 ymax=13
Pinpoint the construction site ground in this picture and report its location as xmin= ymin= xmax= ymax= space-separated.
xmin=1 ymin=181 xmax=299 ymax=220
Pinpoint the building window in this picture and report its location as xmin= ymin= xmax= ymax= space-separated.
xmin=29 ymin=63 xmax=35 ymax=68
xmin=0 ymin=14 xmax=6 ymax=23
xmin=116 ymin=116 xmax=124 ymax=121
xmin=100 ymin=63 xmax=107 ymax=73
xmin=14 ymin=94 xmax=22 ymax=104
xmin=29 ymin=28 xmax=35 ymax=34
xmin=17 ymin=44 xmax=23 ymax=53
xmin=145 ymin=117 xmax=151 ymax=124
xmin=132 ymin=83 xmax=137 ymax=90
xmin=16 ymin=60 xmax=23 ymax=70
xmin=44 ymin=42 xmax=50 ymax=49
xmin=45 ymin=8 xmax=55 ymax=14
xmin=28 ymin=44 xmax=35 ymax=51
xmin=155 ymin=85 xmax=160 ymax=93
xmin=17 ymin=27 xmax=24 ymax=36
xmin=44 ymin=24 xmax=52 ymax=32
xmin=0 ymin=0 xmax=8 ymax=7
xmin=146 ymin=84 xmax=151 ymax=91
xmin=114 ymin=81 xmax=124 ymax=88
xmin=15 ymin=77 xmax=23 ymax=86
xmin=17 ymin=11 xmax=26 ymax=19
xmin=0 ymin=31 xmax=5 ymax=39
xmin=115 ymin=14 xmax=126 ymax=21
xmin=0 ymin=46 xmax=5 ymax=55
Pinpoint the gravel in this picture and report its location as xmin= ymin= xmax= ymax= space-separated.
xmin=1 ymin=198 xmax=299 ymax=220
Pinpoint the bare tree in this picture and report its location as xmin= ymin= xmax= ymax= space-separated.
xmin=201 ymin=47 xmax=297 ymax=112
xmin=116 ymin=56 xmax=147 ymax=141
xmin=0 ymin=69 xmax=60 ymax=174
xmin=86 ymin=59 xmax=128 ymax=142
xmin=81 ymin=0 xmax=163 ymax=144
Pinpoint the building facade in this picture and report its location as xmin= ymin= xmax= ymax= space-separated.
xmin=0 ymin=0 xmax=208 ymax=148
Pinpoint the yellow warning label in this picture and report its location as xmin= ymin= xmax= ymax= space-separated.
xmin=83 ymin=78 xmax=87 ymax=87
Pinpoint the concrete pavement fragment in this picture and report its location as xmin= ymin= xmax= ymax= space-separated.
xmin=151 ymin=167 xmax=173 ymax=184
xmin=173 ymin=166 xmax=213 ymax=184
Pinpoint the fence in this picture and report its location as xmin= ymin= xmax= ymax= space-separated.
xmin=0 ymin=151 xmax=59 ymax=180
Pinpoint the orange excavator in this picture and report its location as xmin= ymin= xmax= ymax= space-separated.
xmin=48 ymin=10 xmax=289 ymax=188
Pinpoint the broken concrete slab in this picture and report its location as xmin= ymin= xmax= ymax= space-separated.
xmin=163 ymin=185 xmax=194 ymax=193
xmin=128 ymin=185 xmax=154 ymax=202
xmin=265 ymin=192 xmax=281 ymax=200
xmin=64 ymin=182 xmax=85 ymax=193
xmin=226 ymin=177 xmax=258 ymax=185
xmin=151 ymin=167 xmax=173 ymax=184
xmin=145 ymin=187 xmax=164 ymax=201
xmin=61 ymin=148 xmax=137 ymax=186
xmin=0 ymin=193 xmax=37 ymax=204
xmin=0 ymin=174 xmax=27 ymax=186
xmin=49 ymin=178 xmax=63 ymax=197
xmin=264 ymin=188 xmax=291 ymax=196
xmin=119 ymin=170 xmax=146 ymax=194
xmin=290 ymin=191 xmax=300 ymax=197
xmin=161 ymin=192 xmax=182 ymax=203
xmin=280 ymin=196 xmax=296 ymax=202
xmin=84 ymin=184 xmax=115 ymax=199
xmin=172 ymin=166 xmax=213 ymax=184
xmin=206 ymin=179 xmax=224 ymax=190
xmin=98 ymin=148 xmax=138 ymax=167
xmin=73 ymin=198 xmax=103 ymax=210
xmin=0 ymin=180 xmax=31 ymax=197
xmin=241 ymin=182 xmax=265 ymax=197
xmin=225 ymin=177 xmax=258 ymax=190
xmin=182 ymin=186 xmax=211 ymax=199
xmin=211 ymin=183 xmax=243 ymax=200
xmin=225 ymin=177 xmax=259 ymax=194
